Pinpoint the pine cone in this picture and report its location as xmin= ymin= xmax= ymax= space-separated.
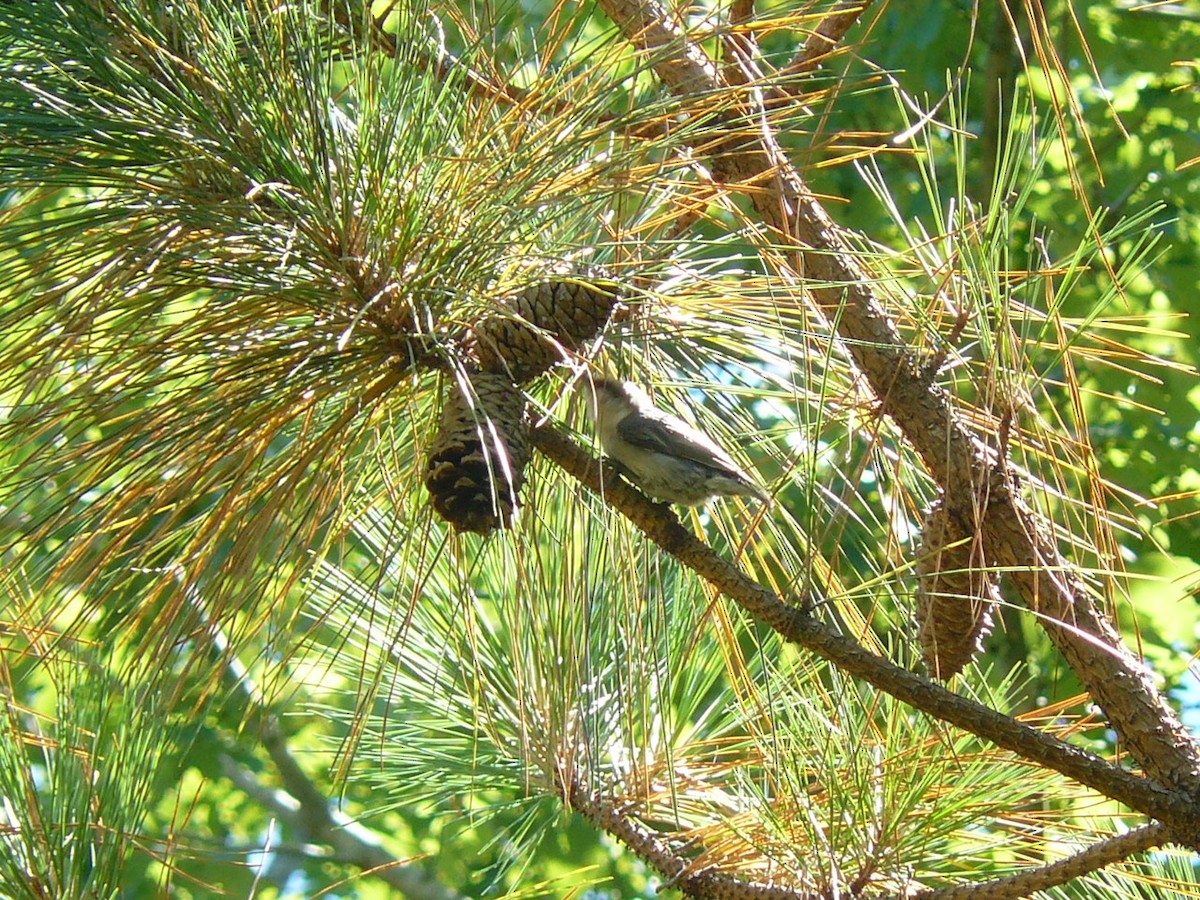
xmin=915 ymin=498 xmax=999 ymax=680
xmin=470 ymin=274 xmax=621 ymax=383
xmin=424 ymin=372 xmax=530 ymax=535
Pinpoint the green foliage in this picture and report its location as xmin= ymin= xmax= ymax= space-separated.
xmin=1 ymin=0 xmax=1198 ymax=896
xmin=0 ymin=0 xmax=662 ymax=653
xmin=810 ymin=0 xmax=1200 ymax=571
xmin=0 ymin=601 xmax=190 ymax=899
xmin=306 ymin=503 xmax=1076 ymax=894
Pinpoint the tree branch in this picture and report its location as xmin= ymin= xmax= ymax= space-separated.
xmin=208 ymin=622 xmax=463 ymax=900
xmin=593 ymin=0 xmax=1200 ymax=793
xmin=566 ymin=777 xmax=815 ymax=899
xmin=779 ymin=0 xmax=875 ymax=78
xmin=218 ymin=753 xmax=461 ymax=899
xmin=531 ymin=423 xmax=1200 ymax=847
xmin=915 ymin=822 xmax=1169 ymax=900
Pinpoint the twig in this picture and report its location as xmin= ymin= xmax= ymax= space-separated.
xmin=530 ymin=423 xmax=1200 ymax=847
xmin=730 ymin=0 xmax=755 ymax=27
xmin=915 ymin=822 xmax=1169 ymax=900
xmin=217 ymin=753 xmax=460 ymax=899
xmin=593 ymin=0 xmax=1200 ymax=795
xmin=206 ymin=622 xmax=464 ymax=899
xmin=780 ymin=0 xmax=876 ymax=79
xmin=566 ymin=778 xmax=815 ymax=899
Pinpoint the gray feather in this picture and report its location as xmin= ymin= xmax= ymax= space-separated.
xmin=616 ymin=412 xmax=747 ymax=479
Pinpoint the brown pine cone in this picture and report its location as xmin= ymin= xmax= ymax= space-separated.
xmin=915 ymin=498 xmax=1000 ymax=680
xmin=424 ymin=372 xmax=531 ymax=535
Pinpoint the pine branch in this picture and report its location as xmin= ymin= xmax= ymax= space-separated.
xmin=217 ymin=754 xmax=460 ymax=900
xmin=555 ymin=776 xmax=1175 ymax=900
xmin=211 ymin=623 xmax=461 ymax=899
xmin=565 ymin=777 xmax=813 ymax=900
xmin=592 ymin=0 xmax=1200 ymax=794
xmin=914 ymin=822 xmax=1169 ymax=900
xmin=530 ymin=423 xmax=1200 ymax=847
xmin=779 ymin=0 xmax=875 ymax=78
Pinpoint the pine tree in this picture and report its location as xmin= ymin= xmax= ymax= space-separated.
xmin=2 ymin=1 xmax=1199 ymax=896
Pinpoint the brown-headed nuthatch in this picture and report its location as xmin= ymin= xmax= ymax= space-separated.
xmin=579 ymin=377 xmax=769 ymax=506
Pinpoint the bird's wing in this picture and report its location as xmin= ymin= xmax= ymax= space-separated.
xmin=616 ymin=412 xmax=747 ymax=478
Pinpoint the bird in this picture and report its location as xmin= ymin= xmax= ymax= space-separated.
xmin=578 ymin=377 xmax=769 ymax=506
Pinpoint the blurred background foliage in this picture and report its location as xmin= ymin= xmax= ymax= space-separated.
xmin=1 ymin=0 xmax=1198 ymax=897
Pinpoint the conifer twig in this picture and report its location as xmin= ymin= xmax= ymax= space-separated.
xmin=915 ymin=822 xmax=1169 ymax=900
xmin=219 ymin=753 xmax=462 ymax=900
xmin=780 ymin=0 xmax=875 ymax=78
xmin=209 ymin=622 xmax=460 ymax=899
xmin=566 ymin=777 xmax=811 ymax=899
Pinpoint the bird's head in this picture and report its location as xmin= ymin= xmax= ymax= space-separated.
xmin=577 ymin=377 xmax=646 ymax=426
